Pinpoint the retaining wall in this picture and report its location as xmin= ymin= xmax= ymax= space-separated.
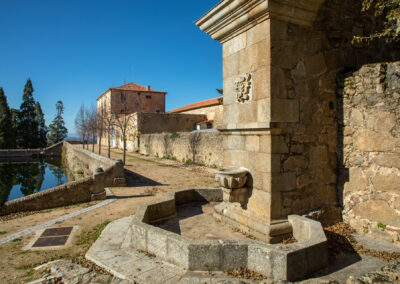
xmin=139 ymin=132 xmax=223 ymax=167
xmin=0 ymin=141 xmax=125 ymax=215
xmin=63 ymin=141 xmax=124 ymax=186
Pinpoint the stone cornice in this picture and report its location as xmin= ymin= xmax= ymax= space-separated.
xmin=195 ymin=0 xmax=324 ymax=43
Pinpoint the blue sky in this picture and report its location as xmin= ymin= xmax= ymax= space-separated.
xmin=0 ymin=0 xmax=222 ymax=134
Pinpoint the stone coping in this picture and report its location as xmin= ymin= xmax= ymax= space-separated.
xmin=195 ymin=0 xmax=325 ymax=43
xmin=129 ymin=188 xmax=328 ymax=281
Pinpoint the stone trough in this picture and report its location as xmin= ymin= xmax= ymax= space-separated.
xmin=127 ymin=188 xmax=328 ymax=281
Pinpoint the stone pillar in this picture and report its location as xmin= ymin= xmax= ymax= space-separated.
xmin=92 ymin=168 xmax=107 ymax=200
xmin=196 ymin=0 xmax=334 ymax=241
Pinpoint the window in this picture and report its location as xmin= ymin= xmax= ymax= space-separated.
xmin=156 ymin=110 xmax=160 ymax=113
xmin=146 ymin=95 xmax=152 ymax=99
xmin=120 ymin=93 xmax=126 ymax=102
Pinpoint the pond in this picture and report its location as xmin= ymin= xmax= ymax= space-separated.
xmin=0 ymin=158 xmax=66 ymax=205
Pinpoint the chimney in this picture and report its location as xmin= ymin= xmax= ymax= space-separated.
xmin=147 ymin=85 xmax=150 ymax=91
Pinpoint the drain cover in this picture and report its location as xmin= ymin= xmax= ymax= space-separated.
xmin=32 ymin=227 xmax=73 ymax=248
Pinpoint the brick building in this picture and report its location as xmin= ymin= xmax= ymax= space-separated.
xmin=97 ymin=82 xmax=167 ymax=147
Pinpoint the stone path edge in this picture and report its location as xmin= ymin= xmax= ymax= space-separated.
xmin=0 ymin=188 xmax=116 ymax=246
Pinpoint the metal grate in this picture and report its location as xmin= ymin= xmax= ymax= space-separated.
xmin=32 ymin=227 xmax=73 ymax=248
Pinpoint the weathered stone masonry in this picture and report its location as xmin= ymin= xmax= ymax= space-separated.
xmin=341 ymin=62 xmax=400 ymax=242
xmin=197 ymin=0 xmax=400 ymax=239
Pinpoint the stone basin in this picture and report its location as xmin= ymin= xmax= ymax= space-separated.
xmin=215 ymin=168 xmax=248 ymax=189
xmin=128 ymin=188 xmax=329 ymax=281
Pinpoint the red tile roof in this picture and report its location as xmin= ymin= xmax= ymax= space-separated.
xmin=97 ymin=82 xmax=167 ymax=101
xmin=169 ymin=97 xmax=221 ymax=113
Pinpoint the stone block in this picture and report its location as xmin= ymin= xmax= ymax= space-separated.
xmin=304 ymin=53 xmax=327 ymax=76
xmin=239 ymin=39 xmax=270 ymax=74
xmin=353 ymin=129 xmax=396 ymax=152
xmin=245 ymin=135 xmax=260 ymax=152
xmin=223 ymin=104 xmax=240 ymax=126
xmin=372 ymin=172 xmax=400 ymax=193
xmin=247 ymin=189 xmax=271 ymax=218
xmin=221 ymin=243 xmax=248 ymax=270
xmin=238 ymin=103 xmax=258 ymax=124
xmin=272 ymin=172 xmax=296 ymax=192
xmin=373 ymin=153 xmax=400 ymax=169
xmin=247 ymin=245 xmax=273 ymax=277
xmin=246 ymin=20 xmax=270 ymax=47
xmin=131 ymin=222 xmax=148 ymax=251
xmin=223 ymin=52 xmax=240 ymax=79
xmin=271 ymin=99 xmax=299 ymax=122
xmin=374 ymin=112 xmax=396 ymax=133
xmin=188 ymin=243 xmax=221 ymax=270
xmin=223 ymin=32 xmax=247 ymax=58
xmin=352 ymin=200 xmax=400 ymax=227
xmin=257 ymin=99 xmax=271 ymax=123
xmin=255 ymin=153 xmax=280 ymax=173
xmin=224 ymin=135 xmax=245 ymax=150
xmin=166 ymin=235 xmax=189 ymax=268
xmin=223 ymin=150 xmax=249 ymax=169
xmin=309 ymin=145 xmax=329 ymax=167
xmin=253 ymin=66 xmax=270 ymax=100
xmin=147 ymin=227 xmax=167 ymax=258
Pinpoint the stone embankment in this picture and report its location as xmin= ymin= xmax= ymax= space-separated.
xmin=0 ymin=141 xmax=125 ymax=216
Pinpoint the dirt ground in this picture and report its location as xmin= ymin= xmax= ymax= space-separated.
xmin=0 ymin=145 xmax=218 ymax=283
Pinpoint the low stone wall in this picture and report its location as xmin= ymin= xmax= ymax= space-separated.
xmin=341 ymin=62 xmax=400 ymax=242
xmin=139 ymin=132 xmax=222 ymax=167
xmin=63 ymin=141 xmax=124 ymax=186
xmin=0 ymin=141 xmax=125 ymax=215
xmin=0 ymin=170 xmax=106 ymax=216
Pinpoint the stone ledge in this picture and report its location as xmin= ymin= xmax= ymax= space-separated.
xmin=128 ymin=188 xmax=328 ymax=281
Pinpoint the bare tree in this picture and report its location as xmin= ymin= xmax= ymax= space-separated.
xmin=113 ymin=96 xmax=134 ymax=165
xmin=97 ymin=105 xmax=104 ymax=155
xmin=103 ymin=109 xmax=114 ymax=158
xmin=75 ymin=104 xmax=88 ymax=149
xmin=87 ymin=105 xmax=97 ymax=152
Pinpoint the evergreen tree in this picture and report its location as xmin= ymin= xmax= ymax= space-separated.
xmin=34 ymin=102 xmax=47 ymax=147
xmin=17 ymin=79 xmax=38 ymax=148
xmin=48 ymin=100 xmax=68 ymax=145
xmin=0 ymin=88 xmax=15 ymax=148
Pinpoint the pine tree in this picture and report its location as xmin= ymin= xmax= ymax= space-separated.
xmin=17 ymin=79 xmax=39 ymax=148
xmin=0 ymin=88 xmax=15 ymax=148
xmin=34 ymin=102 xmax=47 ymax=148
xmin=48 ymin=101 xmax=68 ymax=145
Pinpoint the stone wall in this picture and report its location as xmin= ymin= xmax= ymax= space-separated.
xmin=139 ymin=132 xmax=222 ymax=167
xmin=341 ymin=62 xmax=400 ymax=242
xmin=0 ymin=175 xmax=102 ymax=216
xmin=63 ymin=141 xmax=124 ymax=186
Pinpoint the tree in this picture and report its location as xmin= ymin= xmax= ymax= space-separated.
xmin=87 ymin=105 xmax=97 ymax=152
xmin=113 ymin=96 xmax=134 ymax=165
xmin=17 ymin=79 xmax=38 ymax=148
xmin=97 ymin=104 xmax=105 ymax=155
xmin=355 ymin=0 xmax=400 ymax=43
xmin=48 ymin=101 xmax=68 ymax=145
xmin=0 ymin=88 xmax=15 ymax=149
xmin=103 ymin=109 xmax=114 ymax=158
xmin=75 ymin=104 xmax=88 ymax=149
xmin=34 ymin=102 xmax=47 ymax=148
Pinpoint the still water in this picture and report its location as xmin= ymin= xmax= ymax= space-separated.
xmin=0 ymin=158 xmax=66 ymax=205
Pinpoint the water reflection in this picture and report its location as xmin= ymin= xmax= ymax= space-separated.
xmin=0 ymin=158 xmax=66 ymax=205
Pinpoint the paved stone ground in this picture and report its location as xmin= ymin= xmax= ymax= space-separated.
xmin=0 ymin=189 xmax=116 ymax=246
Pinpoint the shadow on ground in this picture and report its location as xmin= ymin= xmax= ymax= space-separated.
xmin=123 ymin=169 xmax=164 ymax=187
xmin=154 ymin=202 xmax=205 ymax=235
